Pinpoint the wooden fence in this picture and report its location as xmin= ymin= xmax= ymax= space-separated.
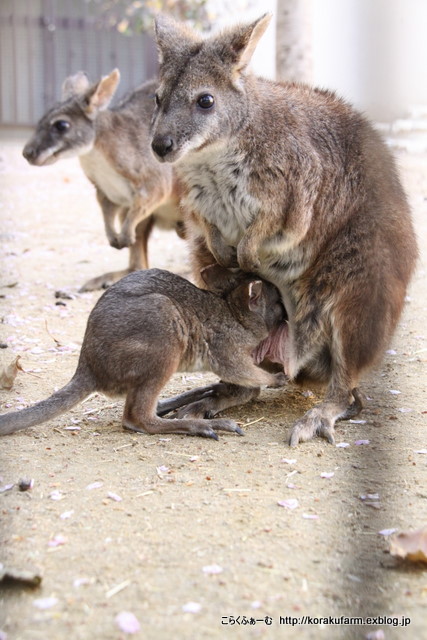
xmin=0 ymin=0 xmax=157 ymax=127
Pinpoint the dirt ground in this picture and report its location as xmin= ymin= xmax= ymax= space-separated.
xmin=0 ymin=128 xmax=426 ymax=640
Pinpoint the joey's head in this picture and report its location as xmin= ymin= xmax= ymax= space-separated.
xmin=201 ymin=264 xmax=285 ymax=341
xmin=23 ymin=69 xmax=120 ymax=166
xmin=151 ymin=13 xmax=271 ymax=164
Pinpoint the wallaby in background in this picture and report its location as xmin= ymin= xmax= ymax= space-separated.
xmin=23 ymin=70 xmax=183 ymax=292
xmin=0 ymin=267 xmax=287 ymax=439
xmin=150 ymin=14 xmax=418 ymax=446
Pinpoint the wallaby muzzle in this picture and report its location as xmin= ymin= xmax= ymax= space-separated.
xmin=151 ymin=134 xmax=174 ymax=160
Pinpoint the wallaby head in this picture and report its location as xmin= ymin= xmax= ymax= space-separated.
xmin=23 ymin=69 xmax=120 ymax=166
xmin=201 ymin=264 xmax=285 ymax=338
xmin=151 ymin=13 xmax=271 ymax=163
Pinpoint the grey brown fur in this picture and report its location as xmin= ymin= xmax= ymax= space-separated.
xmin=0 ymin=268 xmax=286 ymax=438
xmin=150 ymin=14 xmax=418 ymax=446
xmin=23 ymin=70 xmax=183 ymax=292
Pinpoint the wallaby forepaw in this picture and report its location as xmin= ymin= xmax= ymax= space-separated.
xmin=108 ymin=235 xmax=122 ymax=250
xmin=269 ymin=372 xmax=288 ymax=388
xmin=237 ymin=248 xmax=261 ymax=274
xmin=213 ymin=245 xmax=238 ymax=269
xmin=288 ymin=409 xmax=335 ymax=447
xmin=113 ymin=230 xmax=135 ymax=249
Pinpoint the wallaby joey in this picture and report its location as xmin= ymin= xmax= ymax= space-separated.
xmin=150 ymin=14 xmax=418 ymax=446
xmin=0 ymin=267 xmax=286 ymax=439
xmin=23 ymin=70 xmax=183 ymax=292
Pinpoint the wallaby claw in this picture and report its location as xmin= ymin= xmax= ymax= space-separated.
xmin=204 ymin=429 xmax=219 ymax=440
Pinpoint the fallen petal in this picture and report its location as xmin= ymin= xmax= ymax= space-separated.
xmin=378 ymin=528 xmax=398 ymax=536
xmin=49 ymin=490 xmax=64 ymax=501
xmin=302 ymin=513 xmax=319 ymax=520
xmin=48 ymin=534 xmax=67 ymax=548
xmin=354 ymin=439 xmax=370 ymax=446
xmin=414 ymin=449 xmax=427 ymax=454
xmin=389 ymin=389 xmax=401 ymax=395
xmin=0 ymin=483 xmax=14 ymax=493
xmin=182 ymin=602 xmax=202 ymax=613
xmin=115 ymin=611 xmax=141 ymax=634
xmin=365 ymin=631 xmax=385 ymax=640
xmin=73 ymin=577 xmax=93 ymax=588
xmin=320 ymin=472 xmax=334 ymax=479
xmin=33 ymin=597 xmax=58 ymax=610
xmin=157 ymin=465 xmax=169 ymax=474
xmin=278 ymin=498 xmax=299 ymax=510
xmin=86 ymin=481 xmax=103 ymax=490
xmin=281 ymin=458 xmax=297 ymax=465
xmin=336 ymin=442 xmax=350 ymax=448
xmin=107 ymin=492 xmax=123 ymax=502
xmin=202 ymin=564 xmax=223 ymax=575
xmin=60 ymin=510 xmax=74 ymax=520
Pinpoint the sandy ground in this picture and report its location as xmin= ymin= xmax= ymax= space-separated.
xmin=0 ymin=129 xmax=426 ymax=640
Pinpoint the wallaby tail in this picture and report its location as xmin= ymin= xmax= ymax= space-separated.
xmin=0 ymin=371 xmax=96 ymax=435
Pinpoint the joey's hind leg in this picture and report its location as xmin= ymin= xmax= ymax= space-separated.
xmin=171 ymin=383 xmax=261 ymax=420
xmin=124 ymin=382 xmax=244 ymax=440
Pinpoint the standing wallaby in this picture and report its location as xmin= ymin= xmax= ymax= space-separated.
xmin=150 ymin=14 xmax=418 ymax=446
xmin=23 ymin=70 xmax=183 ymax=292
xmin=0 ymin=267 xmax=286 ymax=438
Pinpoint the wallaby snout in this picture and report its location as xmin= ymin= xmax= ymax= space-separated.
xmin=22 ymin=143 xmax=38 ymax=164
xmin=151 ymin=134 xmax=174 ymax=160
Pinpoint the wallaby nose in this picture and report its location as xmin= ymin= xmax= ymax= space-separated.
xmin=23 ymin=144 xmax=36 ymax=162
xmin=151 ymin=135 xmax=174 ymax=159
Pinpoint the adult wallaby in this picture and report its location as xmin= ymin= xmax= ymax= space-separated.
xmin=150 ymin=14 xmax=418 ymax=446
xmin=23 ymin=70 xmax=183 ymax=292
xmin=0 ymin=267 xmax=286 ymax=438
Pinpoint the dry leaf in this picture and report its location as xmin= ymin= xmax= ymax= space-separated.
xmin=0 ymin=355 xmax=23 ymax=390
xmin=389 ymin=526 xmax=427 ymax=563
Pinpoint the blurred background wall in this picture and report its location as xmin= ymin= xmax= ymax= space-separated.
xmin=0 ymin=0 xmax=426 ymax=127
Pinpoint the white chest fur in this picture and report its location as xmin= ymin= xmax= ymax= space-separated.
xmin=79 ymin=148 xmax=134 ymax=206
xmin=178 ymin=145 xmax=260 ymax=246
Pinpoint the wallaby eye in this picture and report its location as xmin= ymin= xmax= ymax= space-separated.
xmin=53 ymin=120 xmax=70 ymax=133
xmin=154 ymin=93 xmax=161 ymax=107
xmin=197 ymin=94 xmax=215 ymax=110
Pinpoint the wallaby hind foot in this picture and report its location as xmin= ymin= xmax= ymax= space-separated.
xmin=288 ymin=387 xmax=366 ymax=447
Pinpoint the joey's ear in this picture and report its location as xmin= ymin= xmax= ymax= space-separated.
xmin=248 ymin=280 xmax=263 ymax=311
xmin=61 ymin=71 xmax=91 ymax=100
xmin=154 ymin=13 xmax=201 ymax=64
xmin=216 ymin=13 xmax=272 ymax=74
xmin=84 ymin=69 xmax=120 ymax=118
xmin=200 ymin=264 xmax=236 ymax=292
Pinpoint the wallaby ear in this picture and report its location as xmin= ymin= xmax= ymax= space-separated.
xmin=217 ymin=13 xmax=272 ymax=74
xmin=200 ymin=264 xmax=236 ymax=292
xmin=61 ymin=71 xmax=91 ymax=100
xmin=154 ymin=13 xmax=201 ymax=64
xmin=84 ymin=69 xmax=121 ymax=118
xmin=248 ymin=280 xmax=264 ymax=311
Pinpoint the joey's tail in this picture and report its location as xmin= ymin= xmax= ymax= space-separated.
xmin=0 ymin=370 xmax=96 ymax=435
